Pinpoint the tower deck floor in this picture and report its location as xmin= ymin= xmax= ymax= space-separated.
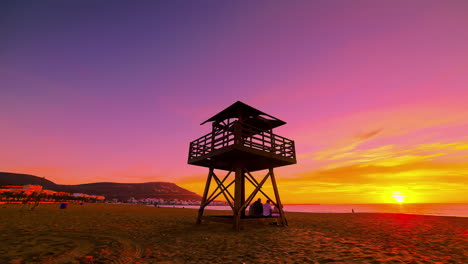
xmin=188 ymin=145 xmax=296 ymax=171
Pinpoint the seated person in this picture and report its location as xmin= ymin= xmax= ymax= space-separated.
xmin=252 ymin=198 xmax=263 ymax=216
xmin=263 ymin=200 xmax=272 ymax=216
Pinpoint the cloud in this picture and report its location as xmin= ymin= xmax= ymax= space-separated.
xmin=313 ymin=128 xmax=383 ymax=160
xmin=290 ymin=140 xmax=468 ymax=193
xmin=303 ymin=140 xmax=468 ymax=170
xmin=292 ymin=158 xmax=468 ymax=186
xmin=355 ymin=129 xmax=383 ymax=141
xmin=296 ymin=101 xmax=468 ymax=160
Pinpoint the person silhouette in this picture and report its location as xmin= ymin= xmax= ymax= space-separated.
xmin=263 ymin=200 xmax=272 ymax=216
xmin=252 ymin=198 xmax=263 ymax=216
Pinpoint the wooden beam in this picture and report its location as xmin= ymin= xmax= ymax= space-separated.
xmin=241 ymin=170 xmax=246 ymax=217
xmin=244 ymin=174 xmax=276 ymax=208
xmin=243 ymin=171 xmax=264 ymax=207
xmin=204 ymin=170 xmax=232 ymax=206
xmin=240 ymin=170 xmax=271 ymax=214
xmin=204 ymin=179 xmax=235 ymax=207
xmin=244 ymin=170 xmax=277 ymax=208
xmin=270 ymin=168 xmax=288 ymax=226
xmin=233 ymin=167 xmax=243 ymax=231
xmin=197 ymin=167 xmax=213 ymax=224
xmin=212 ymin=171 xmax=234 ymax=210
xmin=212 ymin=171 xmax=235 ymax=202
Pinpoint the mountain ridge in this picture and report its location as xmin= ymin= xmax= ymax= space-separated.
xmin=0 ymin=172 xmax=201 ymax=201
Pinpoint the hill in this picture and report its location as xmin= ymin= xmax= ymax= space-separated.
xmin=0 ymin=172 xmax=58 ymax=189
xmin=63 ymin=182 xmax=202 ymax=201
xmin=0 ymin=172 xmax=201 ymax=201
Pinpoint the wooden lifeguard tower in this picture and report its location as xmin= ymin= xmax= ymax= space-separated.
xmin=188 ymin=101 xmax=296 ymax=230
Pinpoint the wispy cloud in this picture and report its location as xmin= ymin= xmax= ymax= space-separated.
xmin=313 ymin=128 xmax=383 ymax=160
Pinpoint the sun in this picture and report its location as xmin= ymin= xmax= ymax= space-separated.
xmin=382 ymin=188 xmax=420 ymax=203
xmin=391 ymin=191 xmax=405 ymax=203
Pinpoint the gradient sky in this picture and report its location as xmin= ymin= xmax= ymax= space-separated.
xmin=2 ymin=1 xmax=468 ymax=204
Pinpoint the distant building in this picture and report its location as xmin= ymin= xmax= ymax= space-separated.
xmin=42 ymin=190 xmax=57 ymax=195
xmin=73 ymin=193 xmax=105 ymax=200
xmin=0 ymin=186 xmax=24 ymax=194
xmin=0 ymin=188 xmax=13 ymax=194
xmin=0 ymin=185 xmax=104 ymax=202
xmin=93 ymin=195 xmax=105 ymax=200
xmin=2 ymin=186 xmax=23 ymax=191
xmin=23 ymin=185 xmax=43 ymax=194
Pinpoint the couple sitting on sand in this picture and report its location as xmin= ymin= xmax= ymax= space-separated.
xmin=248 ymin=198 xmax=280 ymax=217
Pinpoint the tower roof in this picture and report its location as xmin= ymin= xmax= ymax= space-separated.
xmin=201 ymin=101 xmax=286 ymax=130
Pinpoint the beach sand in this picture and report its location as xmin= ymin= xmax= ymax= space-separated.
xmin=0 ymin=203 xmax=466 ymax=263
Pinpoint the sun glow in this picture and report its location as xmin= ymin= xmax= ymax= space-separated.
xmin=391 ymin=191 xmax=405 ymax=203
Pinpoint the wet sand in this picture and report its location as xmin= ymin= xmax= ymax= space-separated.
xmin=0 ymin=203 xmax=466 ymax=263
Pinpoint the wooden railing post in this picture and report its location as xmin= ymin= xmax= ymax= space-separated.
xmin=271 ymin=132 xmax=276 ymax=154
xmin=211 ymin=123 xmax=216 ymax=152
xmin=188 ymin=142 xmax=193 ymax=161
xmin=291 ymin=141 xmax=296 ymax=159
xmin=234 ymin=121 xmax=242 ymax=146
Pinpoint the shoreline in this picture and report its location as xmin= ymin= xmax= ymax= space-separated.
xmin=4 ymin=201 xmax=466 ymax=217
xmin=157 ymin=203 xmax=468 ymax=218
xmin=161 ymin=205 xmax=468 ymax=218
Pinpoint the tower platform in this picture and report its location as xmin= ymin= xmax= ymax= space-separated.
xmin=188 ymin=115 xmax=295 ymax=171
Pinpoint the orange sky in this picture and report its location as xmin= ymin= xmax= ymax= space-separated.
xmin=178 ymin=100 xmax=468 ymax=204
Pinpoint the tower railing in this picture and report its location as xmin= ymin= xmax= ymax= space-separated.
xmin=188 ymin=121 xmax=296 ymax=161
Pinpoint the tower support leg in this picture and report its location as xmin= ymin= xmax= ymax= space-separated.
xmin=240 ymin=170 xmax=246 ymax=217
xmin=270 ymin=168 xmax=288 ymax=226
xmin=233 ymin=167 xmax=243 ymax=231
xmin=197 ymin=167 xmax=213 ymax=224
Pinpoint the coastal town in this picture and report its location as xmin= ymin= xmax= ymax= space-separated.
xmin=0 ymin=184 xmax=227 ymax=206
xmin=126 ymin=196 xmax=226 ymax=206
xmin=0 ymin=184 xmax=105 ymax=202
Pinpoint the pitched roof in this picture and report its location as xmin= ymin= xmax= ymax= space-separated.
xmin=201 ymin=101 xmax=286 ymax=130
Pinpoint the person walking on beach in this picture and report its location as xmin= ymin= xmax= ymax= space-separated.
xmin=252 ymin=198 xmax=263 ymax=216
xmin=263 ymin=200 xmax=272 ymax=216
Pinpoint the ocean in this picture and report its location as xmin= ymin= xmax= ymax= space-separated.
xmin=159 ymin=203 xmax=468 ymax=217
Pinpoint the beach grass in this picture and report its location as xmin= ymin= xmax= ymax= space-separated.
xmin=0 ymin=203 xmax=466 ymax=263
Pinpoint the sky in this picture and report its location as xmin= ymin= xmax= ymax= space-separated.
xmin=1 ymin=1 xmax=468 ymax=204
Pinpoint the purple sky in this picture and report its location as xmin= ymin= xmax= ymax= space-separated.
xmin=2 ymin=1 xmax=468 ymax=203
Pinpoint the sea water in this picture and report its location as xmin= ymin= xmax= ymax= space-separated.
xmin=159 ymin=203 xmax=468 ymax=217
xmin=283 ymin=203 xmax=468 ymax=217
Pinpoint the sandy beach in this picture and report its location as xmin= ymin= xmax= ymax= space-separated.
xmin=0 ymin=203 xmax=466 ymax=263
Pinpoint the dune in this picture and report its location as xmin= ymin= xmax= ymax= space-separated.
xmin=0 ymin=203 xmax=466 ymax=263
